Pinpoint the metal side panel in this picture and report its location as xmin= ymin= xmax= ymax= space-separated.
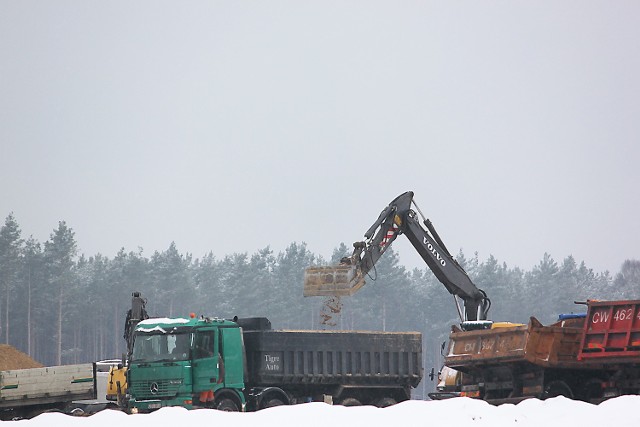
xmin=243 ymin=330 xmax=422 ymax=387
xmin=445 ymin=326 xmax=529 ymax=368
xmin=0 ymin=363 xmax=96 ymax=407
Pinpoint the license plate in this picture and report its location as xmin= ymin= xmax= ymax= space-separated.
xmin=147 ymin=403 xmax=162 ymax=409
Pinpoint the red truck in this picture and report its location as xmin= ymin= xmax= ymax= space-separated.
xmin=438 ymin=299 xmax=640 ymax=403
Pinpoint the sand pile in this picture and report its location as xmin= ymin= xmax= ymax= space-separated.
xmin=0 ymin=344 xmax=43 ymax=370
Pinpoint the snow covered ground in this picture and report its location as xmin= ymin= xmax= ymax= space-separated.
xmin=9 ymin=396 xmax=640 ymax=427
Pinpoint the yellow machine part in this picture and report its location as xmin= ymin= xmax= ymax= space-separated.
xmin=303 ymin=265 xmax=366 ymax=297
xmin=491 ymin=322 xmax=525 ymax=328
xmin=437 ymin=365 xmax=461 ymax=391
xmin=106 ymin=365 xmax=128 ymax=402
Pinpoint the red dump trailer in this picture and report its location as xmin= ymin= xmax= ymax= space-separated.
xmin=435 ymin=299 xmax=640 ymax=404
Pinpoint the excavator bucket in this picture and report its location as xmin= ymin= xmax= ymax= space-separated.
xmin=303 ymin=265 xmax=366 ymax=297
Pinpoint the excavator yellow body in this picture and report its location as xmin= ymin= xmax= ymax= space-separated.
xmin=106 ymin=365 xmax=127 ymax=403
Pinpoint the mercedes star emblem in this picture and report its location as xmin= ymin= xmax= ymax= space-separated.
xmin=150 ymin=382 xmax=159 ymax=394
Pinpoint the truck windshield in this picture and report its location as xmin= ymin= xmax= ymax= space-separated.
xmin=132 ymin=332 xmax=192 ymax=362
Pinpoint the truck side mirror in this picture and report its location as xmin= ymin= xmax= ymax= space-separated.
xmin=428 ymin=367 xmax=435 ymax=381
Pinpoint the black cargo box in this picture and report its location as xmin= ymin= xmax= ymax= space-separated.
xmin=242 ymin=330 xmax=422 ymax=387
xmin=233 ymin=317 xmax=272 ymax=331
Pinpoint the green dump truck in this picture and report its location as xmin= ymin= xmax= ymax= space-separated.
xmin=126 ymin=316 xmax=422 ymax=412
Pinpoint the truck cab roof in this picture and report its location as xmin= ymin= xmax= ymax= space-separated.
xmin=135 ymin=316 xmax=239 ymax=333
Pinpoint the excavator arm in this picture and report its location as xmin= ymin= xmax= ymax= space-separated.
xmin=123 ymin=292 xmax=149 ymax=358
xmin=108 ymin=291 xmax=149 ymax=405
xmin=304 ymin=191 xmax=491 ymax=324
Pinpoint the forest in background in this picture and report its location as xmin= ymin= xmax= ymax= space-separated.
xmin=0 ymin=213 xmax=638 ymax=398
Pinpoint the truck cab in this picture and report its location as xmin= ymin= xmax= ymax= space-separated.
xmin=127 ymin=316 xmax=246 ymax=412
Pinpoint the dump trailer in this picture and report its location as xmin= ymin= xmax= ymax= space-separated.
xmin=435 ymin=299 xmax=640 ymax=404
xmin=126 ymin=316 xmax=422 ymax=412
xmin=0 ymin=363 xmax=97 ymax=420
xmin=242 ymin=327 xmax=423 ymax=408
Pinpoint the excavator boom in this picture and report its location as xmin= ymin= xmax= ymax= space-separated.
xmin=303 ymin=191 xmax=490 ymax=323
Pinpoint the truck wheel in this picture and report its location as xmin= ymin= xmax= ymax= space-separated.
xmin=374 ymin=397 xmax=397 ymax=408
xmin=262 ymin=398 xmax=284 ymax=409
xmin=544 ymin=380 xmax=574 ymax=399
xmin=581 ymin=379 xmax=604 ymax=402
xmin=340 ymin=398 xmax=362 ymax=407
xmin=69 ymin=407 xmax=85 ymax=416
xmin=215 ymin=398 xmax=240 ymax=412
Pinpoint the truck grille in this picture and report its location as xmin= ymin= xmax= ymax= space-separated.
xmin=130 ymin=379 xmax=181 ymax=399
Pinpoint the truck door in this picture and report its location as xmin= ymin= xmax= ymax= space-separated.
xmin=192 ymin=328 xmax=219 ymax=393
xmin=219 ymin=326 xmax=244 ymax=389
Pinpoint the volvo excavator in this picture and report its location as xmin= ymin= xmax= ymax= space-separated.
xmin=304 ymin=192 xmax=640 ymax=403
xmin=304 ymin=191 xmax=491 ymax=328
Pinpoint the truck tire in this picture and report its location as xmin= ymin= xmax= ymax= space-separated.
xmin=262 ymin=398 xmax=285 ymax=409
xmin=215 ymin=398 xmax=240 ymax=412
xmin=544 ymin=380 xmax=574 ymax=399
xmin=374 ymin=397 xmax=397 ymax=408
xmin=581 ymin=378 xmax=604 ymax=402
xmin=340 ymin=398 xmax=362 ymax=407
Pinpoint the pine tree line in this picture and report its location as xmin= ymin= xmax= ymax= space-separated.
xmin=0 ymin=213 xmax=638 ymax=375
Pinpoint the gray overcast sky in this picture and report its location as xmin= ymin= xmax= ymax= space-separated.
xmin=1 ymin=1 xmax=639 ymax=274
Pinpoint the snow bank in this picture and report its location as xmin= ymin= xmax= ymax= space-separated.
xmin=12 ymin=396 xmax=640 ymax=427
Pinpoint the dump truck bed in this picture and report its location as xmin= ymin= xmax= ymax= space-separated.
xmin=445 ymin=317 xmax=590 ymax=371
xmin=242 ymin=330 xmax=422 ymax=387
